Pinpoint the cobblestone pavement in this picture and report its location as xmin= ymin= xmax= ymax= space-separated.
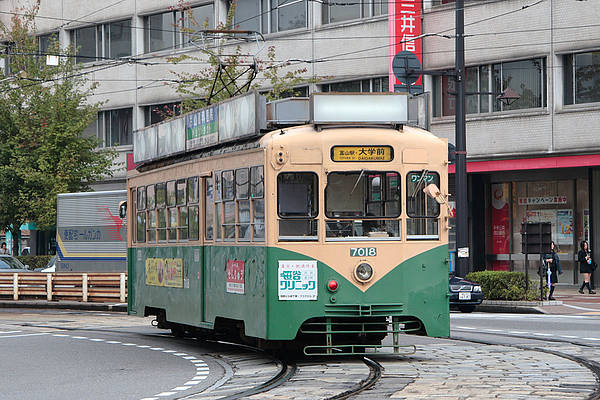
xmin=190 ymin=337 xmax=598 ymax=400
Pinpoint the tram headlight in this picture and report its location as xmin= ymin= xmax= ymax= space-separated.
xmin=354 ymin=263 xmax=373 ymax=283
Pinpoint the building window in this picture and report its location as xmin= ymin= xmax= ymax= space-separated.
xmin=98 ymin=108 xmax=133 ymax=147
xmin=433 ymin=58 xmax=546 ymax=117
xmin=322 ymin=0 xmax=386 ymax=24
xmin=144 ymin=102 xmax=182 ymax=126
xmin=38 ymin=32 xmax=58 ymax=55
xmin=72 ymin=20 xmax=132 ymax=63
xmin=144 ymin=4 xmax=214 ymax=53
xmin=228 ymin=0 xmax=307 ymax=34
xmin=321 ymin=77 xmax=389 ymax=93
xmin=564 ymin=51 xmax=600 ymax=105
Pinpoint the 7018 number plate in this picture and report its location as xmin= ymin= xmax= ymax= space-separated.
xmin=350 ymin=247 xmax=377 ymax=257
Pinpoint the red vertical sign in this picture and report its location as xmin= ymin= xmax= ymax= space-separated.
xmin=389 ymin=0 xmax=422 ymax=91
xmin=491 ymin=183 xmax=510 ymax=271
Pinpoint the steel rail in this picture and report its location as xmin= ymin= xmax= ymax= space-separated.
xmin=324 ymin=356 xmax=384 ymax=400
xmin=451 ymin=332 xmax=600 ymax=400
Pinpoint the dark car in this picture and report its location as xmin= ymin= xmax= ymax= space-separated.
xmin=0 ymin=255 xmax=31 ymax=273
xmin=449 ymin=273 xmax=484 ymax=313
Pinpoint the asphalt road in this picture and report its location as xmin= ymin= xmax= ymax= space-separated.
xmin=0 ymin=309 xmax=223 ymax=400
xmin=451 ymin=312 xmax=600 ymax=346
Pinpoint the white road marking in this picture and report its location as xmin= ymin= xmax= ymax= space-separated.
xmin=174 ymin=353 xmax=187 ymax=356
xmin=0 ymin=332 xmax=50 ymax=339
xmin=455 ymin=326 xmax=476 ymax=330
xmin=483 ymin=329 xmax=503 ymax=332
xmin=106 ymin=341 xmax=121 ymax=344
xmin=509 ymin=331 xmax=528 ymax=334
xmin=562 ymin=304 xmax=600 ymax=312
xmin=72 ymin=336 xmax=88 ymax=339
xmin=583 ymin=337 xmax=600 ymax=341
xmin=163 ymin=350 xmax=177 ymax=353
xmin=559 ymin=335 xmax=578 ymax=339
xmin=0 ymin=330 xmax=22 ymax=334
xmin=532 ymin=333 xmax=553 ymax=336
xmin=184 ymin=381 xmax=201 ymax=385
xmin=89 ymin=338 xmax=104 ymax=342
xmin=137 ymin=345 xmax=151 ymax=348
xmin=183 ymin=356 xmax=196 ymax=359
xmin=156 ymin=392 xmax=176 ymax=397
xmin=172 ymin=386 xmax=190 ymax=391
xmin=122 ymin=343 xmax=137 ymax=346
xmin=53 ymin=334 xmax=70 ymax=337
xmin=150 ymin=347 xmax=164 ymax=351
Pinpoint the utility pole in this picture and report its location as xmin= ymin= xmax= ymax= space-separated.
xmin=454 ymin=0 xmax=469 ymax=278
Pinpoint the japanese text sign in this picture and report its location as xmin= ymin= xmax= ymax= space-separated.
xmin=389 ymin=0 xmax=422 ymax=90
xmin=226 ymin=260 xmax=245 ymax=294
xmin=278 ymin=260 xmax=318 ymax=300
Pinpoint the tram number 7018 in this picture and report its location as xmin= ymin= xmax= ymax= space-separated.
xmin=350 ymin=247 xmax=377 ymax=257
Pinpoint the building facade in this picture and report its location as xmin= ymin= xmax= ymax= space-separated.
xmin=0 ymin=0 xmax=598 ymax=284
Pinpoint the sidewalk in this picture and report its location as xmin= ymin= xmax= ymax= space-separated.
xmin=477 ymin=285 xmax=600 ymax=314
xmin=0 ymin=286 xmax=598 ymax=315
xmin=0 ymin=300 xmax=127 ymax=312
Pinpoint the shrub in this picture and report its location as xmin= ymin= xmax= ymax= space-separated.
xmin=466 ymin=271 xmax=540 ymax=301
xmin=15 ymin=255 xmax=54 ymax=270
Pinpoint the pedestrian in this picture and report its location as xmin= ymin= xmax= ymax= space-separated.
xmin=544 ymin=241 xmax=561 ymax=300
xmin=577 ymin=240 xmax=596 ymax=294
xmin=0 ymin=242 xmax=7 ymax=255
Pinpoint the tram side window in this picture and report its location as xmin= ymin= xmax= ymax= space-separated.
xmin=166 ymin=180 xmax=177 ymax=242
xmin=186 ymin=176 xmax=199 ymax=241
xmin=189 ymin=205 xmax=199 ymax=240
xmin=177 ymin=179 xmax=188 ymax=241
xmin=251 ymin=166 xmax=265 ymax=241
xmin=136 ymin=187 xmax=146 ymax=243
xmin=278 ymin=172 xmax=318 ymax=241
xmin=236 ymin=168 xmax=250 ymax=241
xmin=406 ymin=171 xmax=440 ymax=239
xmin=214 ymin=171 xmax=223 ymax=240
xmin=156 ymin=182 xmax=167 ymax=241
xmin=222 ymin=170 xmax=235 ymax=240
xmin=146 ymin=184 xmax=156 ymax=243
xmin=205 ymin=177 xmax=214 ymax=240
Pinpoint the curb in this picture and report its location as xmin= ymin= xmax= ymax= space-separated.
xmin=0 ymin=301 xmax=127 ymax=312
xmin=475 ymin=300 xmax=563 ymax=314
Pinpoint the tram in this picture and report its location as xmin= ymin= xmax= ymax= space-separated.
xmin=126 ymin=92 xmax=450 ymax=355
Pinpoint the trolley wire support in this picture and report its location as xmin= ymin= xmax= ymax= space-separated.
xmin=189 ymin=29 xmax=265 ymax=105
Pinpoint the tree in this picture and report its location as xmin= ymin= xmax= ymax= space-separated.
xmin=164 ymin=0 xmax=314 ymax=116
xmin=0 ymin=3 xmax=116 ymax=255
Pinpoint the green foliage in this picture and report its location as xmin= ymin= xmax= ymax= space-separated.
xmin=0 ymin=3 xmax=116 ymax=254
xmin=165 ymin=0 xmax=315 ymax=113
xmin=15 ymin=255 xmax=53 ymax=270
xmin=466 ymin=271 xmax=539 ymax=301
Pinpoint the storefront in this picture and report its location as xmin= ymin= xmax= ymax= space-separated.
xmin=451 ymin=155 xmax=600 ymax=287
xmin=488 ymin=172 xmax=588 ymax=284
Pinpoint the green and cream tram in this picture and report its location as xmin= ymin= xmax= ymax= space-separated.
xmin=126 ymin=92 xmax=450 ymax=355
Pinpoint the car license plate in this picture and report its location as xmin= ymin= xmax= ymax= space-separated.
xmin=459 ymin=292 xmax=471 ymax=300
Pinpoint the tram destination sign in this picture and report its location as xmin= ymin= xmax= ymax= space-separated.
xmin=331 ymin=146 xmax=393 ymax=162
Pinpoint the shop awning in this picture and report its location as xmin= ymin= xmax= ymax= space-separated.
xmin=448 ymin=154 xmax=600 ymax=174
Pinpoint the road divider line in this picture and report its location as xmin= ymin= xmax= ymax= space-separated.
xmin=0 ymin=332 xmax=50 ymax=338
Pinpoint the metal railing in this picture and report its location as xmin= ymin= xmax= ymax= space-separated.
xmin=0 ymin=272 xmax=127 ymax=303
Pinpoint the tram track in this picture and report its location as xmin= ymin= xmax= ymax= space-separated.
xmin=451 ymin=332 xmax=600 ymax=400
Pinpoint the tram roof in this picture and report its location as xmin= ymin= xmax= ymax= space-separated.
xmin=132 ymin=91 xmax=425 ymax=170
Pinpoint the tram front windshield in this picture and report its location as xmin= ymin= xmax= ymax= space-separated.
xmin=325 ymin=171 xmax=401 ymax=240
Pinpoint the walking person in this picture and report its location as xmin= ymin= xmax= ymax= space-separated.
xmin=0 ymin=242 xmax=7 ymax=255
xmin=544 ymin=241 xmax=561 ymax=300
xmin=578 ymin=240 xmax=596 ymax=294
